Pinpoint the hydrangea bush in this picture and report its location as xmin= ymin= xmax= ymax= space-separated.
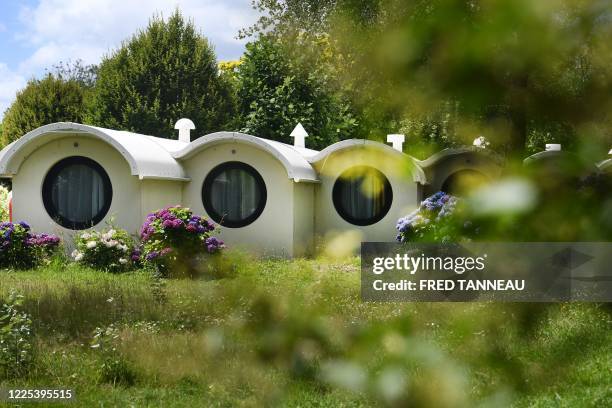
xmin=72 ymin=227 xmax=137 ymax=273
xmin=140 ymin=206 xmax=225 ymax=277
xmin=396 ymin=191 xmax=471 ymax=243
xmin=0 ymin=222 xmax=61 ymax=269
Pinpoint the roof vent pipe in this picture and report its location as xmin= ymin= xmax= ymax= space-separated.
xmin=473 ymin=136 xmax=489 ymax=148
xmin=387 ymin=134 xmax=405 ymax=152
xmin=290 ymin=123 xmax=309 ymax=148
xmin=175 ymin=118 xmax=195 ymax=143
xmin=545 ymin=143 xmax=561 ymax=152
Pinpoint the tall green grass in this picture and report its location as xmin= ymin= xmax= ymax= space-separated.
xmin=0 ymin=255 xmax=610 ymax=406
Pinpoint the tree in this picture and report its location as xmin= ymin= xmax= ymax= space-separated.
xmin=240 ymin=0 xmax=402 ymax=146
xmin=51 ymin=59 xmax=98 ymax=88
xmin=242 ymin=0 xmax=612 ymax=156
xmin=1 ymin=74 xmax=87 ymax=146
xmin=236 ymin=34 xmax=356 ymax=150
xmin=88 ymin=10 xmax=236 ymax=139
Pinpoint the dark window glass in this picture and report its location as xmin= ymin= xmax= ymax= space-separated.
xmin=42 ymin=156 xmax=112 ymax=230
xmin=333 ymin=166 xmax=393 ymax=226
xmin=202 ymin=162 xmax=267 ymax=228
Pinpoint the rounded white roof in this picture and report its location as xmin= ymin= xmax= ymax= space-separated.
xmin=309 ymin=139 xmax=426 ymax=183
xmin=418 ymin=147 xmax=504 ymax=168
xmin=597 ymin=158 xmax=612 ymax=172
xmin=523 ymin=150 xmax=567 ymax=165
xmin=0 ymin=122 xmax=189 ymax=180
xmin=173 ymin=131 xmax=319 ymax=182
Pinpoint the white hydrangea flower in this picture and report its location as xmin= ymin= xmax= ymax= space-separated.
xmin=119 ymin=258 xmax=128 ymax=265
xmin=86 ymin=241 xmax=97 ymax=249
xmin=106 ymin=240 xmax=118 ymax=247
xmin=71 ymin=249 xmax=79 ymax=258
xmin=74 ymin=253 xmax=84 ymax=262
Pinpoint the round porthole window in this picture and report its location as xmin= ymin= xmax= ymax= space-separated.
xmin=42 ymin=156 xmax=113 ymax=230
xmin=202 ymin=161 xmax=267 ymax=228
xmin=332 ymin=166 xmax=393 ymax=226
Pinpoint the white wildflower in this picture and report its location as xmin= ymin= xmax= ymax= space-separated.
xmin=119 ymin=258 xmax=128 ymax=264
xmin=74 ymin=253 xmax=84 ymax=262
xmin=86 ymin=241 xmax=97 ymax=249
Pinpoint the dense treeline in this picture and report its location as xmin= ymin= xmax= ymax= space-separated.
xmin=1 ymin=2 xmax=611 ymax=158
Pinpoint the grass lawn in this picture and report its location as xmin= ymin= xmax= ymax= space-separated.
xmin=0 ymin=254 xmax=610 ymax=407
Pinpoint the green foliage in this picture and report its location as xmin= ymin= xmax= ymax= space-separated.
xmin=341 ymin=0 xmax=612 ymax=155
xmin=0 ymin=290 xmax=34 ymax=379
xmin=0 ymin=186 xmax=9 ymax=222
xmin=1 ymin=74 xmax=88 ymax=146
xmin=0 ymin=260 xmax=608 ymax=405
xmin=51 ymin=59 xmax=98 ymax=88
xmin=88 ymin=10 xmax=236 ymax=138
xmin=244 ymin=0 xmax=612 ymax=155
xmin=72 ymin=226 xmax=137 ymax=273
xmin=237 ymin=34 xmax=357 ymax=149
xmin=91 ymin=324 xmax=137 ymax=385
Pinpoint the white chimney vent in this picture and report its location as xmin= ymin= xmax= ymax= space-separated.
xmin=545 ymin=143 xmax=561 ymax=152
xmin=387 ymin=134 xmax=405 ymax=152
xmin=473 ymin=136 xmax=490 ymax=148
xmin=175 ymin=118 xmax=195 ymax=143
xmin=290 ymin=123 xmax=308 ymax=148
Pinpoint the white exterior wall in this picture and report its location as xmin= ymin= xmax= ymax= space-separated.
xmin=180 ymin=143 xmax=302 ymax=257
xmin=140 ymin=179 xmax=183 ymax=221
xmin=11 ymin=136 xmax=142 ymax=240
xmin=292 ymin=182 xmax=315 ymax=256
xmin=312 ymin=149 xmax=420 ymax=246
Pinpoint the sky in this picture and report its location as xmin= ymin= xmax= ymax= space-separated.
xmin=0 ymin=0 xmax=261 ymax=120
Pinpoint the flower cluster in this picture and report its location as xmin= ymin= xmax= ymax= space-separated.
xmin=26 ymin=233 xmax=61 ymax=248
xmin=140 ymin=206 xmax=216 ymax=243
xmin=0 ymin=221 xmax=61 ymax=269
xmin=72 ymin=227 xmax=136 ymax=273
xmin=140 ymin=206 xmax=224 ymax=275
xmin=396 ymin=192 xmax=461 ymax=243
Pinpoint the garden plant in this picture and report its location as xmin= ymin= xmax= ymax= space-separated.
xmin=0 ymin=221 xmax=60 ymax=269
xmin=140 ymin=206 xmax=225 ymax=278
xmin=72 ymin=226 xmax=138 ymax=273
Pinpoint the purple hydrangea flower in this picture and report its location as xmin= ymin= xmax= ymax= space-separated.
xmin=146 ymin=251 xmax=159 ymax=261
xmin=205 ymin=236 xmax=225 ymax=253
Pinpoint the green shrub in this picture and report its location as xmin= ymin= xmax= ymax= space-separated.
xmin=396 ymin=192 xmax=476 ymax=243
xmin=0 ymin=290 xmax=35 ymax=379
xmin=0 ymin=186 xmax=10 ymax=222
xmin=0 ymin=222 xmax=61 ymax=269
xmin=72 ymin=227 xmax=137 ymax=273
